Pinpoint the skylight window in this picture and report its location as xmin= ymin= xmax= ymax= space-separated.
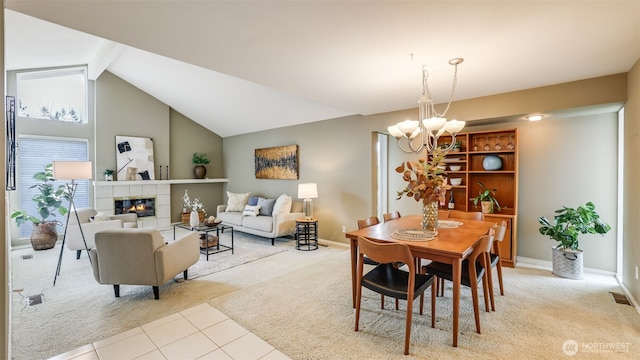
xmin=16 ymin=66 xmax=88 ymax=123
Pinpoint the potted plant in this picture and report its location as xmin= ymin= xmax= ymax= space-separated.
xmin=471 ymin=182 xmax=500 ymax=213
xmin=103 ymin=169 xmax=114 ymax=181
xmin=192 ymin=152 xmax=211 ymax=179
xmin=11 ymin=163 xmax=69 ymax=250
xmin=538 ymin=201 xmax=611 ymax=279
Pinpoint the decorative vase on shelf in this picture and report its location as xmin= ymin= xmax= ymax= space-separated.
xmin=189 ymin=210 xmax=199 ymax=228
xmin=422 ymin=201 xmax=439 ymax=235
xmin=483 ymin=155 xmax=502 ymax=170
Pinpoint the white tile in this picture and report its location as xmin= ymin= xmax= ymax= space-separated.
xmin=142 ymin=313 xmax=183 ymax=331
xmin=114 ymin=186 xmax=131 ymax=197
xmin=157 ymin=194 xmax=171 ymax=206
xmin=202 ymin=319 xmax=248 ymax=347
xmin=93 ymin=327 xmax=144 ymax=349
xmin=195 ymin=348 xmax=233 ymax=360
xmin=157 ymin=184 xmax=171 ymax=195
xmin=145 ymin=317 xmax=199 ymax=348
xmin=180 ymin=303 xmax=214 ymax=316
xmin=68 ymin=351 xmax=100 ymax=360
xmin=95 ymin=186 xmax=113 ymax=198
xmin=130 ymin=184 xmax=143 ymax=195
xmin=159 ymin=332 xmax=218 ymax=360
xmin=157 ymin=204 xmax=171 ymax=218
xmin=95 ymin=332 xmax=157 ymax=360
xmin=142 ymin=184 xmax=158 ymax=196
xmin=95 ymin=198 xmax=114 ymax=212
xmin=134 ymin=349 xmax=167 ymax=360
xmin=47 ymin=343 xmax=96 ymax=360
xmin=220 ymin=333 xmax=274 ymax=359
xmin=260 ymin=349 xmax=293 ymax=360
xmin=183 ymin=305 xmax=228 ymax=330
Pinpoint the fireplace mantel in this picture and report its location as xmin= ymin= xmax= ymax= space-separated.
xmin=94 ymin=178 xmax=228 ymax=186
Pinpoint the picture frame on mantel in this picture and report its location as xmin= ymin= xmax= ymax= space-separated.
xmin=254 ymin=144 xmax=299 ymax=179
xmin=115 ymin=135 xmax=155 ymax=181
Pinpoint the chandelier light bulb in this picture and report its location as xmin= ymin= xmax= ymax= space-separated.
xmin=387 ymin=125 xmax=404 ymax=138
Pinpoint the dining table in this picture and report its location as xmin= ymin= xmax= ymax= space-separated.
xmin=345 ymin=214 xmax=496 ymax=347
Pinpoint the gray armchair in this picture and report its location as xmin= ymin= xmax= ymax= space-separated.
xmin=66 ymin=208 xmax=138 ymax=259
xmin=90 ymin=228 xmax=199 ymax=300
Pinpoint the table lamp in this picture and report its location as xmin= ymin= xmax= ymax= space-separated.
xmin=298 ymin=183 xmax=318 ymax=220
xmin=52 ymin=161 xmax=92 ymax=285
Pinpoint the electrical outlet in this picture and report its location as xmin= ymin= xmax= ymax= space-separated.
xmin=341 ymin=225 xmax=347 ymax=233
xmin=636 ymin=266 xmax=638 ymax=280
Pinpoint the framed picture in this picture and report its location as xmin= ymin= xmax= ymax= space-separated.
xmin=115 ymin=136 xmax=155 ymax=181
xmin=255 ymin=144 xmax=299 ymax=179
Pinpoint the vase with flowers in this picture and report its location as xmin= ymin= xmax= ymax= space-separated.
xmin=182 ymin=189 xmax=206 ymax=228
xmin=395 ymin=148 xmax=451 ymax=234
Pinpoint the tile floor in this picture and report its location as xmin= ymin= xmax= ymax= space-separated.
xmin=48 ymin=303 xmax=291 ymax=360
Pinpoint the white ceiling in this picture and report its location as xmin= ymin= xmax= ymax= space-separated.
xmin=4 ymin=1 xmax=640 ymax=137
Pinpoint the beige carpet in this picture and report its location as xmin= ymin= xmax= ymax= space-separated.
xmin=10 ymin=238 xmax=640 ymax=360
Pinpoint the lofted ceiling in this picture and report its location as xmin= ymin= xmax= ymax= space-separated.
xmin=4 ymin=1 xmax=640 ymax=137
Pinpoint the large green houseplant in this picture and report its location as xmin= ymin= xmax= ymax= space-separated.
xmin=471 ymin=182 xmax=500 ymax=213
xmin=11 ymin=163 xmax=69 ymax=250
xmin=538 ymin=201 xmax=611 ymax=279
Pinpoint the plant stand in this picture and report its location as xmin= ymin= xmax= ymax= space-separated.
xmin=552 ymin=247 xmax=584 ymax=280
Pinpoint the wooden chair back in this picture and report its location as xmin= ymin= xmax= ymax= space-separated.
xmin=357 ymin=236 xmax=413 ymax=270
xmin=383 ymin=211 xmax=401 ymax=222
xmin=357 ymin=216 xmax=380 ymax=229
xmin=448 ymin=210 xmax=484 ymax=221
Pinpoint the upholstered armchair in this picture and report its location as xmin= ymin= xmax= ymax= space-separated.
xmin=66 ymin=208 xmax=138 ymax=259
xmin=90 ymin=228 xmax=200 ymax=300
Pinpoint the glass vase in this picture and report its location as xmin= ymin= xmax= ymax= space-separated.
xmin=422 ymin=201 xmax=439 ymax=235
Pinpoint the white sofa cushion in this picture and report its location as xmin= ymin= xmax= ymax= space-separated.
xmin=272 ymin=194 xmax=292 ymax=215
xmin=242 ymin=215 xmax=274 ymax=233
xmin=226 ymin=191 xmax=250 ymax=212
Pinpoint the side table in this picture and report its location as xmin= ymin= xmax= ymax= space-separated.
xmin=295 ymin=218 xmax=318 ymax=251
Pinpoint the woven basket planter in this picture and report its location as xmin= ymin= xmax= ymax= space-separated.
xmin=181 ymin=211 xmax=205 ymax=224
xmin=552 ymin=247 xmax=584 ymax=280
xmin=30 ymin=222 xmax=58 ymax=250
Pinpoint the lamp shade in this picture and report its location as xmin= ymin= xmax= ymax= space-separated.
xmin=298 ymin=183 xmax=318 ymax=199
xmin=52 ymin=161 xmax=92 ymax=180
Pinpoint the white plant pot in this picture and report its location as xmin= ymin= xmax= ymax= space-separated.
xmin=551 ymin=247 xmax=584 ymax=280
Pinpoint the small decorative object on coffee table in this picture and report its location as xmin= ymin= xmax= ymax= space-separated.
xmin=295 ymin=218 xmax=318 ymax=251
xmin=173 ymin=222 xmax=234 ymax=260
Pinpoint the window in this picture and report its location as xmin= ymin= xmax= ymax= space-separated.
xmin=17 ymin=136 xmax=89 ymax=238
xmin=17 ymin=67 xmax=88 ymax=123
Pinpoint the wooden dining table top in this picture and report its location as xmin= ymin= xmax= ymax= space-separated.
xmin=345 ymin=215 xmax=496 ymax=261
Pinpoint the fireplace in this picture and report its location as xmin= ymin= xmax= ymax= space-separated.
xmin=114 ymin=197 xmax=156 ymax=218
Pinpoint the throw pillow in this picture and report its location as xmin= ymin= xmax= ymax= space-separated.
xmin=257 ymin=197 xmax=276 ymax=216
xmin=90 ymin=212 xmax=112 ymax=222
xmin=248 ymin=196 xmax=260 ymax=206
xmin=226 ymin=191 xmax=251 ymax=212
xmin=272 ymin=194 xmax=292 ymax=215
xmin=242 ymin=205 xmax=261 ymax=217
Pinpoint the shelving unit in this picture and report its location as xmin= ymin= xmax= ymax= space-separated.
xmin=439 ymin=129 xmax=519 ymax=267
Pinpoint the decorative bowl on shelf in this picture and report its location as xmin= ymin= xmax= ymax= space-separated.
xmin=437 ymin=165 xmax=447 ymax=170
xmin=450 ymin=178 xmax=462 ymax=186
xmin=483 ymin=155 xmax=503 ymax=170
xmin=449 ymin=165 xmax=462 ymax=171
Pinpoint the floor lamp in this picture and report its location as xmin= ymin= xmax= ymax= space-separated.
xmin=53 ymin=161 xmax=92 ymax=286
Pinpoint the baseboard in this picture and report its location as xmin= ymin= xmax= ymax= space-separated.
xmin=318 ymin=238 xmax=349 ymax=248
xmin=516 ymin=256 xmax=616 ymax=276
xmin=615 ymin=274 xmax=640 ymax=315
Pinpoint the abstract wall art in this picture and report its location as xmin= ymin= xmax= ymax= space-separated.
xmin=115 ymin=135 xmax=155 ymax=181
xmin=254 ymin=144 xmax=299 ymax=180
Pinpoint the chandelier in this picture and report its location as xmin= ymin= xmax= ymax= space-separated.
xmin=388 ymin=58 xmax=466 ymax=154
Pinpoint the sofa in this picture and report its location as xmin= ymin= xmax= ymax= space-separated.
xmin=216 ymin=192 xmax=304 ymax=245
xmin=66 ymin=208 xmax=139 ymax=259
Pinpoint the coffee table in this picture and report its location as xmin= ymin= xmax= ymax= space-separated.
xmin=173 ymin=222 xmax=234 ymax=260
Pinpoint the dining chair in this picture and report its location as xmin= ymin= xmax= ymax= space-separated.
xmin=448 ymin=210 xmax=484 ymax=221
xmin=355 ymin=236 xmax=436 ymax=355
xmin=421 ymin=231 xmax=494 ymax=334
xmin=489 ymin=221 xmax=508 ymax=305
xmin=357 ymin=216 xmax=380 ymax=229
xmin=383 ymin=211 xmax=401 ymax=222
